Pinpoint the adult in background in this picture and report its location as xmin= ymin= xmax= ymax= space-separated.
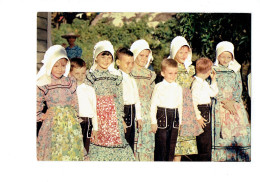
xmin=61 ymin=32 xmax=82 ymax=59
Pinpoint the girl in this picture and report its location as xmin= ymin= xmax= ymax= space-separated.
xmin=212 ymin=41 xmax=251 ymax=161
xmin=86 ymin=40 xmax=135 ymax=161
xmin=130 ymin=39 xmax=156 ymax=161
xmin=37 ymin=45 xmax=85 ymax=161
xmin=169 ymin=36 xmax=203 ymax=161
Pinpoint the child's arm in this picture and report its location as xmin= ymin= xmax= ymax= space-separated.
xmin=150 ymin=85 xmax=159 ymax=133
xmin=37 ymin=86 xmax=46 ymax=122
xmin=233 ymin=71 xmax=243 ymax=102
xmin=209 ymin=69 xmax=219 ymax=97
xmin=133 ymin=79 xmax=143 ymax=132
xmin=178 ymin=86 xmax=183 ymax=126
xmin=191 ymin=81 xmax=207 ymax=128
xmin=91 ymin=87 xmax=98 ymax=131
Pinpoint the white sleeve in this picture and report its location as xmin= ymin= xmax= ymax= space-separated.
xmin=208 ymin=81 xmax=219 ymax=97
xmin=178 ymin=86 xmax=183 ymax=125
xmin=91 ymin=88 xmax=98 ymax=131
xmin=150 ymin=84 xmax=159 ymax=124
xmin=133 ymin=79 xmax=142 ymax=120
xmin=191 ymin=81 xmax=202 ymax=120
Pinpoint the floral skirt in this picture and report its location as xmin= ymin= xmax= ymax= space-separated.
xmin=87 ymin=143 xmax=135 ymax=161
xmin=37 ymin=106 xmax=85 ymax=161
xmin=134 ymin=102 xmax=155 ymax=161
xmin=212 ymin=100 xmax=251 ymax=161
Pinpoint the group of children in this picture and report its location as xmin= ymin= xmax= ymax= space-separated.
xmin=36 ymin=36 xmax=251 ymax=162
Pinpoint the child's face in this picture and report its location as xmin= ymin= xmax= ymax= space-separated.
xmin=174 ymin=46 xmax=190 ymax=64
xmin=135 ymin=49 xmax=150 ymax=68
xmin=51 ymin=58 xmax=67 ymax=78
xmin=117 ymin=55 xmax=134 ymax=74
xmin=218 ymin=51 xmax=233 ymax=67
xmin=95 ymin=53 xmax=113 ymax=71
xmin=161 ymin=66 xmax=178 ymax=83
xmin=70 ymin=67 xmax=86 ymax=85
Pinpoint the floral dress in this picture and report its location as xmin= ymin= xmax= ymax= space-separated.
xmin=37 ymin=76 xmax=85 ymax=161
xmin=86 ymin=70 xmax=135 ymax=161
xmin=212 ymin=65 xmax=251 ymax=161
xmin=174 ymin=63 xmax=198 ymax=155
xmin=130 ymin=66 xmax=156 ymax=161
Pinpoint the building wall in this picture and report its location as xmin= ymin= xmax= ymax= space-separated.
xmin=37 ymin=12 xmax=52 ymax=72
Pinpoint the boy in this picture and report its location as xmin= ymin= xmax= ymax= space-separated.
xmin=191 ymin=57 xmax=218 ymax=161
xmin=150 ymin=58 xmax=182 ymax=161
xmin=116 ymin=47 xmax=143 ymax=152
xmin=69 ymin=58 xmax=98 ymax=153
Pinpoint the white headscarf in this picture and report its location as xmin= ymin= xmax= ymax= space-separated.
xmin=130 ymin=39 xmax=152 ymax=68
xmin=90 ymin=40 xmax=119 ymax=75
xmin=214 ymin=41 xmax=241 ymax=73
xmin=37 ymin=45 xmax=70 ymax=86
xmin=169 ymin=36 xmax=192 ymax=72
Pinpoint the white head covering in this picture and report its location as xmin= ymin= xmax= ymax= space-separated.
xmin=169 ymin=36 xmax=192 ymax=71
xmin=37 ymin=45 xmax=70 ymax=86
xmin=90 ymin=40 xmax=119 ymax=74
xmin=130 ymin=39 xmax=152 ymax=68
xmin=214 ymin=41 xmax=241 ymax=73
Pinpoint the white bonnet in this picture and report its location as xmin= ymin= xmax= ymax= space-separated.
xmin=130 ymin=39 xmax=152 ymax=68
xmin=214 ymin=41 xmax=241 ymax=72
xmin=90 ymin=40 xmax=119 ymax=75
xmin=90 ymin=40 xmax=115 ymax=71
xmin=37 ymin=45 xmax=70 ymax=86
xmin=169 ymin=36 xmax=192 ymax=71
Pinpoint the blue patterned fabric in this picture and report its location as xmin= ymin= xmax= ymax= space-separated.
xmin=65 ymin=45 xmax=82 ymax=59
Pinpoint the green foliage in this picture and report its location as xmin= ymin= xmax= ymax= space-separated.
xmin=52 ymin=13 xmax=251 ymax=75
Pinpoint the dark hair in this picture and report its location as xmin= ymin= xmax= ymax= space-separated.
xmin=195 ymin=57 xmax=213 ymax=74
xmin=70 ymin=58 xmax=86 ymax=72
xmin=116 ymin=47 xmax=133 ymax=60
xmin=100 ymin=51 xmax=112 ymax=56
xmin=161 ymin=58 xmax=177 ymax=72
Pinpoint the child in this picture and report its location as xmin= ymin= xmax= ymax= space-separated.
xmin=37 ymin=45 xmax=85 ymax=161
xmin=130 ymin=39 xmax=156 ymax=161
xmin=169 ymin=36 xmax=203 ymax=161
xmin=191 ymin=57 xmax=218 ymax=161
xmin=115 ymin=48 xmax=143 ymax=152
xmin=69 ymin=58 xmax=98 ymax=153
xmin=212 ymin=41 xmax=251 ymax=161
xmin=61 ymin=32 xmax=82 ymax=59
xmin=86 ymin=40 xmax=135 ymax=161
xmin=150 ymin=58 xmax=182 ymax=161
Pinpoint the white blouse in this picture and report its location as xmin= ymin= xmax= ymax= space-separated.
xmin=120 ymin=70 xmax=142 ymax=120
xmin=150 ymin=79 xmax=183 ymax=124
xmin=76 ymin=83 xmax=98 ymax=131
xmin=191 ymin=76 xmax=219 ymax=120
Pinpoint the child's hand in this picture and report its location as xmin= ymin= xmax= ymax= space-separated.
xmin=92 ymin=130 xmax=98 ymax=142
xmin=197 ymin=117 xmax=207 ymax=128
xmin=210 ymin=69 xmax=216 ymax=81
xmin=221 ymin=100 xmax=237 ymax=115
xmin=136 ymin=119 xmax=143 ymax=132
xmin=41 ymin=110 xmax=53 ymax=121
xmin=151 ymin=124 xmax=158 ymax=133
xmin=123 ymin=121 xmax=127 ymax=133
